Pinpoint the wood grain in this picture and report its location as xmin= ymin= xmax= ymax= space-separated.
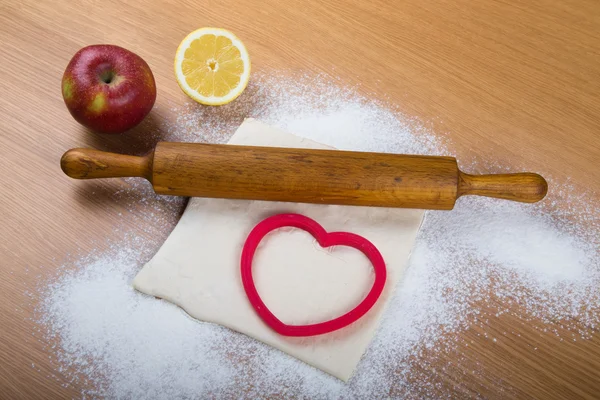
xmin=0 ymin=0 xmax=598 ymax=398
xmin=60 ymin=148 xmax=152 ymax=179
xmin=61 ymin=144 xmax=547 ymax=209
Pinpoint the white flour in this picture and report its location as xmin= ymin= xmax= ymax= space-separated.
xmin=35 ymin=72 xmax=599 ymax=398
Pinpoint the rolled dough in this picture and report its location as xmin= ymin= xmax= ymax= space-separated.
xmin=133 ymin=119 xmax=424 ymax=381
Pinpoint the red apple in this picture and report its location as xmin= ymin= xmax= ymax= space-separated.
xmin=61 ymin=45 xmax=156 ymax=134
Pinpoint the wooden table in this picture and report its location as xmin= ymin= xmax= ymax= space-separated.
xmin=1 ymin=1 xmax=599 ymax=398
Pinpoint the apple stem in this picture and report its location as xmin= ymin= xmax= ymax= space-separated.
xmin=100 ymin=70 xmax=115 ymax=84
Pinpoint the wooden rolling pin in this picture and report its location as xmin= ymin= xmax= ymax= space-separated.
xmin=60 ymin=143 xmax=548 ymax=210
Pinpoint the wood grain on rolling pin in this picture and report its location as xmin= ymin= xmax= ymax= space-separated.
xmin=151 ymin=142 xmax=461 ymax=208
xmin=61 ymin=143 xmax=548 ymax=209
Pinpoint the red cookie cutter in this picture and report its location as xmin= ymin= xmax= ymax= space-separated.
xmin=240 ymin=213 xmax=387 ymax=337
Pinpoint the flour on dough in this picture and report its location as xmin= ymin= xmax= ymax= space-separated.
xmin=133 ymin=119 xmax=424 ymax=381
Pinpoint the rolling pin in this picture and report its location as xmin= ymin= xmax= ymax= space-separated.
xmin=60 ymin=143 xmax=548 ymax=210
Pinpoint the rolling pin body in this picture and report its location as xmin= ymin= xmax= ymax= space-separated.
xmin=61 ymin=142 xmax=548 ymax=210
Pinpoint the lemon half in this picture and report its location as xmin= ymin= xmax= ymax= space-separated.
xmin=174 ymin=28 xmax=251 ymax=105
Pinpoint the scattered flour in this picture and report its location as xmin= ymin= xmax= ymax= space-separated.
xmin=35 ymin=72 xmax=599 ymax=398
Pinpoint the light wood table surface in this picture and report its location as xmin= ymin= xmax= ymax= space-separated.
xmin=1 ymin=1 xmax=599 ymax=398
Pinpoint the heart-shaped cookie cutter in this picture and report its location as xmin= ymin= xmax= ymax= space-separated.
xmin=241 ymin=213 xmax=387 ymax=337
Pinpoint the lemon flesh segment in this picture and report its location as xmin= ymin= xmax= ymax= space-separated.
xmin=175 ymin=28 xmax=250 ymax=105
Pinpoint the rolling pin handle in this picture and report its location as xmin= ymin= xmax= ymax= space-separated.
xmin=60 ymin=148 xmax=153 ymax=180
xmin=457 ymin=171 xmax=548 ymax=203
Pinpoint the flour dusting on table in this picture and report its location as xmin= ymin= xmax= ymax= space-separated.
xmin=35 ymin=72 xmax=599 ymax=398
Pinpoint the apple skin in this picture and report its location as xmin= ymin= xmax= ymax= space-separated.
xmin=61 ymin=45 xmax=156 ymax=134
